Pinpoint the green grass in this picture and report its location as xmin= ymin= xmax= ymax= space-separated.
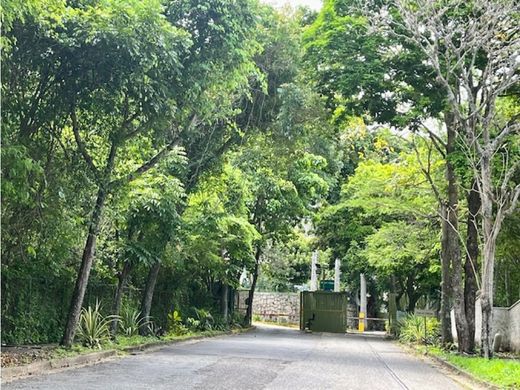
xmin=52 ymin=344 xmax=92 ymax=359
xmin=420 ymin=346 xmax=520 ymax=389
xmin=49 ymin=330 xmax=230 ymax=361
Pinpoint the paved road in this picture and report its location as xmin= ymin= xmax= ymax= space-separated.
xmin=5 ymin=325 xmax=468 ymax=390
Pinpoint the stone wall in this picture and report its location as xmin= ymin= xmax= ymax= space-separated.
xmin=252 ymin=292 xmax=300 ymax=324
xmin=452 ymin=298 xmax=520 ymax=353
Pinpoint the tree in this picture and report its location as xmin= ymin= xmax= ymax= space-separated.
xmin=182 ymin=164 xmax=260 ymax=321
xmin=386 ymin=0 xmax=519 ymax=358
xmin=303 ymin=0 xmax=463 ymax=346
xmin=317 ymin=139 xmax=442 ymax=314
xmin=363 ymin=221 xmax=440 ymax=312
xmin=3 ymin=0 xmax=193 ymax=346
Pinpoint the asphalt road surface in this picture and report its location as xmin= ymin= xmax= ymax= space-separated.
xmin=4 ymin=324 xmax=470 ymax=390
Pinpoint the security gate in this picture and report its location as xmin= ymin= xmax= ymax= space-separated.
xmin=300 ymin=291 xmax=349 ymax=333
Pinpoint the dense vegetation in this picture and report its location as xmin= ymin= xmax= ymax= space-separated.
xmin=1 ymin=0 xmax=518 ymax=359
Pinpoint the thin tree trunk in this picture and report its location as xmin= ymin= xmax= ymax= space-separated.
xmin=440 ymin=204 xmax=453 ymax=345
xmin=139 ymin=262 xmax=161 ymax=335
xmin=245 ymin=246 xmax=261 ymax=326
xmin=405 ymin=275 xmax=419 ymax=313
xmin=61 ymin=187 xmax=107 ymax=347
xmin=220 ymin=282 xmax=229 ymax=322
xmin=111 ymin=260 xmax=133 ymax=335
xmin=464 ymin=180 xmax=480 ymax=353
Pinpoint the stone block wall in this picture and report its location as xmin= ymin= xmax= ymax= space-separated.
xmin=252 ymin=292 xmax=300 ymax=324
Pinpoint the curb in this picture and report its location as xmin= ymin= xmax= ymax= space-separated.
xmin=427 ymin=353 xmax=500 ymax=389
xmin=1 ymin=350 xmax=117 ymax=383
xmin=1 ymin=327 xmax=254 ymax=383
xmin=122 ymin=326 xmax=255 ymax=355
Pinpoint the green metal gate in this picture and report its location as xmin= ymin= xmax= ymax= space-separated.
xmin=300 ymin=291 xmax=348 ymax=333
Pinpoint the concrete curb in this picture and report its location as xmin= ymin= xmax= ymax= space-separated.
xmin=1 ymin=350 xmax=117 ymax=383
xmin=427 ymin=353 xmax=500 ymax=389
xmin=1 ymin=327 xmax=254 ymax=383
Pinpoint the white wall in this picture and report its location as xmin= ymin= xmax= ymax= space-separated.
xmin=453 ymin=298 xmax=520 ymax=352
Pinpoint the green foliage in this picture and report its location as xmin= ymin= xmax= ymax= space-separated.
xmin=119 ymin=309 xmax=150 ymax=337
xmin=398 ymin=314 xmax=439 ymax=345
xmin=303 ymin=0 xmax=445 ymax=127
xmin=167 ymin=310 xmax=188 ymax=336
xmin=3 ymin=0 xmax=518 ymax=352
xmin=76 ymin=302 xmax=119 ymax=349
xmin=187 ymin=308 xmax=215 ymax=332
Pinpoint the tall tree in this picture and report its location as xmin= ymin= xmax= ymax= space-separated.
xmin=387 ymin=0 xmax=519 ymax=358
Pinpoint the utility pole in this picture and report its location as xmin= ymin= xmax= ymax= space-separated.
xmin=310 ymin=251 xmax=318 ymax=291
xmin=334 ymin=258 xmax=341 ymax=292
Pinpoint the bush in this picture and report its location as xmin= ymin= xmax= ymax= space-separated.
xmin=191 ymin=308 xmax=214 ymax=331
xmin=167 ymin=310 xmax=188 ymax=335
xmin=76 ymin=301 xmax=119 ymax=348
xmin=398 ymin=314 xmax=439 ymax=345
xmin=119 ymin=309 xmax=150 ymax=337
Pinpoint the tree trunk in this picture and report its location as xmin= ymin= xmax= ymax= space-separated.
xmin=61 ymin=187 xmax=107 ymax=347
xmin=245 ymin=246 xmax=261 ymax=326
xmin=445 ymin=115 xmax=471 ymax=353
xmin=111 ymin=260 xmax=133 ymax=335
xmin=440 ymin=203 xmax=453 ymax=346
xmin=220 ymin=282 xmax=229 ymax=322
xmin=405 ymin=275 xmax=419 ymax=313
xmin=480 ymin=151 xmax=500 ymax=358
xmin=139 ymin=262 xmax=161 ymax=335
xmin=464 ymin=180 xmax=480 ymax=353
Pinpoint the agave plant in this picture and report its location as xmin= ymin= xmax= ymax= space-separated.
xmin=120 ymin=309 xmax=150 ymax=337
xmin=76 ymin=301 xmax=119 ymax=348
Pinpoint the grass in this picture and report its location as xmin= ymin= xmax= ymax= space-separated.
xmin=417 ymin=346 xmax=520 ymax=389
xmin=49 ymin=329 xmax=236 ymax=361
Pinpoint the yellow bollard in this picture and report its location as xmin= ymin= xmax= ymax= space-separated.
xmin=358 ymin=312 xmax=365 ymax=332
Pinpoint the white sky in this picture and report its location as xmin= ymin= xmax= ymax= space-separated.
xmin=262 ymin=0 xmax=323 ymax=11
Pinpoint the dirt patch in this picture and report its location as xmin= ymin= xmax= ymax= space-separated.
xmin=1 ymin=345 xmax=57 ymax=367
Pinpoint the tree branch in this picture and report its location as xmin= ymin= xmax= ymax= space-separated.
xmin=71 ymin=107 xmax=100 ymax=179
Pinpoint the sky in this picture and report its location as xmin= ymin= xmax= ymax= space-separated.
xmin=262 ymin=0 xmax=323 ymax=11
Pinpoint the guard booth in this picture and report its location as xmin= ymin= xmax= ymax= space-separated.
xmin=300 ymin=291 xmax=349 ymax=333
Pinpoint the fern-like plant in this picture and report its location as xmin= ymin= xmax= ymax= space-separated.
xmin=76 ymin=301 xmax=119 ymax=348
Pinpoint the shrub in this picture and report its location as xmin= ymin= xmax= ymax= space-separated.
xmin=146 ymin=321 xmax=165 ymax=337
xmin=119 ymin=309 xmax=150 ymax=337
xmin=167 ymin=310 xmax=188 ymax=335
xmin=230 ymin=312 xmax=244 ymax=328
xmin=76 ymin=301 xmax=119 ymax=348
xmin=193 ymin=308 xmax=214 ymax=331
xmin=398 ymin=314 xmax=439 ymax=345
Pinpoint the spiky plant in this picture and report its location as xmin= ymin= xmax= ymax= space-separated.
xmin=76 ymin=301 xmax=119 ymax=348
xmin=120 ymin=309 xmax=150 ymax=337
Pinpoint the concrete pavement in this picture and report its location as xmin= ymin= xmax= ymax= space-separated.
xmin=4 ymin=324 xmax=471 ymax=390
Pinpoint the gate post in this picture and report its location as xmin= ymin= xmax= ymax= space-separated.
xmin=310 ymin=251 xmax=318 ymax=291
xmin=334 ymin=259 xmax=341 ymax=292
xmin=360 ymin=273 xmax=367 ymax=330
